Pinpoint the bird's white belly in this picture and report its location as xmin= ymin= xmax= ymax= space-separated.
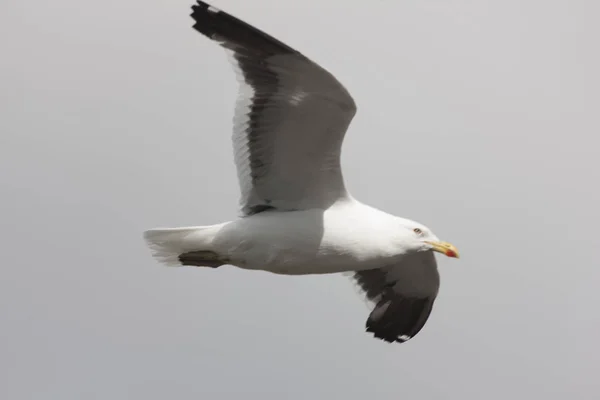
xmin=212 ymin=206 xmax=400 ymax=275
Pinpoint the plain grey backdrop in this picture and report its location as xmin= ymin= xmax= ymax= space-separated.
xmin=2 ymin=0 xmax=599 ymax=398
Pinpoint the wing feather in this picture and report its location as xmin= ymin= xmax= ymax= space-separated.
xmin=191 ymin=2 xmax=357 ymax=215
xmin=352 ymin=252 xmax=440 ymax=343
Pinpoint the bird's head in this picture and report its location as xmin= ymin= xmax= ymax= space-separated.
xmin=396 ymin=219 xmax=460 ymax=259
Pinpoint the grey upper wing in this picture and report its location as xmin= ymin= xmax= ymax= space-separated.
xmin=352 ymin=252 xmax=440 ymax=343
xmin=190 ymin=2 xmax=357 ymax=216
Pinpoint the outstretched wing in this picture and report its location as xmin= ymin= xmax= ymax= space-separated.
xmin=352 ymin=252 xmax=440 ymax=343
xmin=190 ymin=2 xmax=357 ymax=215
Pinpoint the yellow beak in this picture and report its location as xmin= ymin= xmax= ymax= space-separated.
xmin=425 ymin=241 xmax=460 ymax=258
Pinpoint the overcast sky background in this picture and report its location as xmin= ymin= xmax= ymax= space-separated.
xmin=2 ymin=0 xmax=599 ymax=398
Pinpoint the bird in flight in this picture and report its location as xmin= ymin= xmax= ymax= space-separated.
xmin=144 ymin=1 xmax=460 ymax=343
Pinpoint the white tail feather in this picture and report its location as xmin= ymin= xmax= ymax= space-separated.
xmin=143 ymin=225 xmax=223 ymax=266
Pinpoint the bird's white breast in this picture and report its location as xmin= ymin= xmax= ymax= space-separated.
xmin=212 ymin=200 xmax=404 ymax=274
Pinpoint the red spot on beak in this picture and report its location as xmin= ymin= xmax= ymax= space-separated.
xmin=446 ymin=249 xmax=458 ymax=258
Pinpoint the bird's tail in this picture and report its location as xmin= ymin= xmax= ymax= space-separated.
xmin=143 ymin=224 xmax=225 ymax=267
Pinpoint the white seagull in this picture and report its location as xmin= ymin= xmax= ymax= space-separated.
xmin=144 ymin=1 xmax=460 ymax=343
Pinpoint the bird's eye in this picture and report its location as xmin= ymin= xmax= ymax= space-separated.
xmin=413 ymin=228 xmax=423 ymax=235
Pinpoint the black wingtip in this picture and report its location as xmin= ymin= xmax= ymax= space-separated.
xmin=366 ymin=326 xmax=411 ymax=344
xmin=190 ymin=1 xmax=211 ymax=18
xmin=190 ymin=1 xmax=221 ymax=39
xmin=365 ymin=297 xmax=435 ymax=344
xmin=190 ymin=0 xmax=214 ymax=14
xmin=189 ymin=0 xmax=299 ymax=56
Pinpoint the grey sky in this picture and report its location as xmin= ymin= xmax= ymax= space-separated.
xmin=1 ymin=0 xmax=599 ymax=398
